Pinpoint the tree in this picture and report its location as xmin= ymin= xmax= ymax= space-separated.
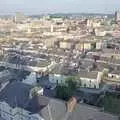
xmin=98 ymin=93 xmax=120 ymax=115
xmin=66 ymin=77 xmax=77 ymax=91
xmin=84 ymin=84 xmax=86 ymax=88
xmin=56 ymin=85 xmax=72 ymax=100
xmin=31 ymin=87 xmax=39 ymax=97
xmin=56 ymin=76 xmax=78 ymax=100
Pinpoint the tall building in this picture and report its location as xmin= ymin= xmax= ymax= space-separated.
xmin=50 ymin=24 xmax=54 ymax=32
xmin=14 ymin=12 xmax=25 ymax=23
xmin=115 ymin=11 xmax=120 ymax=23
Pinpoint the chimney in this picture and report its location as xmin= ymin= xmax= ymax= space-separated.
xmin=66 ymin=97 xmax=77 ymax=113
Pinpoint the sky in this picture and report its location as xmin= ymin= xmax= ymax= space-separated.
xmin=0 ymin=0 xmax=120 ymax=15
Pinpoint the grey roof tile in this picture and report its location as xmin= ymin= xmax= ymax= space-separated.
xmin=0 ymin=82 xmax=32 ymax=108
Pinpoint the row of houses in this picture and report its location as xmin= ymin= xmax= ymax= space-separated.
xmin=44 ymin=37 xmax=106 ymax=51
xmin=49 ymin=64 xmax=103 ymax=89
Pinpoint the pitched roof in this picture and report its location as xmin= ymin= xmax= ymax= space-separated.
xmin=27 ymin=95 xmax=49 ymax=113
xmin=27 ymin=95 xmax=118 ymax=120
xmin=40 ymin=98 xmax=67 ymax=120
xmin=68 ymin=104 xmax=118 ymax=120
xmin=79 ymin=71 xmax=98 ymax=79
xmin=27 ymin=95 xmax=67 ymax=120
xmin=0 ymin=82 xmax=32 ymax=108
xmin=0 ymin=82 xmax=118 ymax=120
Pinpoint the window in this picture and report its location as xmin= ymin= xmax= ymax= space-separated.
xmin=94 ymin=85 xmax=96 ymax=89
xmin=84 ymin=84 xmax=86 ymax=87
xmin=57 ymin=80 xmax=58 ymax=85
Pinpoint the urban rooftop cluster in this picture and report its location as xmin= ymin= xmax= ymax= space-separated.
xmin=0 ymin=11 xmax=120 ymax=120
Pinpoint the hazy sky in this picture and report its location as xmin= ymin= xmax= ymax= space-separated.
xmin=0 ymin=0 xmax=120 ymax=15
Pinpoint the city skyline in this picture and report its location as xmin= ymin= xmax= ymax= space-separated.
xmin=0 ymin=0 xmax=120 ymax=15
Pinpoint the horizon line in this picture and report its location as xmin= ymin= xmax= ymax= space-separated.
xmin=0 ymin=12 xmax=116 ymax=16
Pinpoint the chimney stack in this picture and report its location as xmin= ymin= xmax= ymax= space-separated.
xmin=66 ymin=97 xmax=77 ymax=113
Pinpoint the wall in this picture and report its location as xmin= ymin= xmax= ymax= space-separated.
xmin=80 ymin=72 xmax=102 ymax=89
xmin=75 ymin=43 xmax=92 ymax=51
xmin=80 ymin=77 xmax=99 ymax=88
xmin=23 ymin=72 xmax=37 ymax=85
xmin=49 ymin=74 xmax=67 ymax=84
xmin=49 ymin=73 xmax=101 ymax=89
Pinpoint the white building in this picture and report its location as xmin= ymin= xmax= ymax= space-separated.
xmin=96 ymin=41 xmax=104 ymax=50
xmin=49 ymin=74 xmax=67 ymax=84
xmin=115 ymin=11 xmax=120 ymax=22
xmin=49 ymin=70 xmax=102 ymax=89
xmin=23 ymin=72 xmax=37 ymax=85
xmin=79 ymin=72 xmax=102 ymax=88
xmin=14 ymin=12 xmax=25 ymax=23
xmin=95 ymin=29 xmax=106 ymax=37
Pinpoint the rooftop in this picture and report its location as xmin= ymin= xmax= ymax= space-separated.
xmin=0 ymin=82 xmax=118 ymax=120
xmin=0 ymin=82 xmax=32 ymax=108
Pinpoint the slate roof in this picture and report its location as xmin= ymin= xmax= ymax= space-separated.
xmin=40 ymin=98 xmax=67 ymax=120
xmin=27 ymin=95 xmax=49 ymax=113
xmin=0 ymin=82 xmax=32 ymax=108
xmin=26 ymin=95 xmax=67 ymax=120
xmin=79 ymin=71 xmax=98 ymax=79
xmin=0 ymin=82 xmax=118 ymax=120
xmin=27 ymin=96 xmax=118 ymax=120
xmin=68 ymin=104 xmax=118 ymax=120
xmin=0 ymin=117 xmax=5 ymax=120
